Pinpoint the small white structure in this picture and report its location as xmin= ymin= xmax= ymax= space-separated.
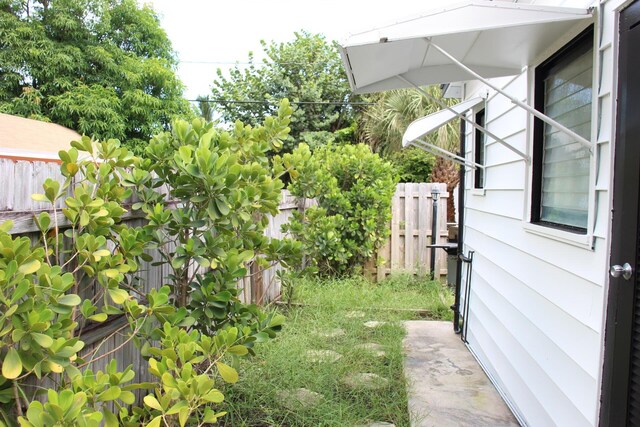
xmin=340 ymin=1 xmax=639 ymax=426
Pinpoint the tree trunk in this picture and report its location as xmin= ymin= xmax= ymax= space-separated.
xmin=430 ymin=157 xmax=460 ymax=223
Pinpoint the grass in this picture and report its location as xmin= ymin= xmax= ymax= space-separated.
xmin=219 ymin=274 xmax=454 ymax=427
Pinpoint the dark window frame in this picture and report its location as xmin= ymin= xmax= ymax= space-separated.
xmin=530 ymin=26 xmax=594 ymax=234
xmin=474 ymin=109 xmax=486 ymax=189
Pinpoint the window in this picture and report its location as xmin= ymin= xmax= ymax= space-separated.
xmin=474 ymin=109 xmax=485 ymax=189
xmin=531 ymin=27 xmax=593 ymax=232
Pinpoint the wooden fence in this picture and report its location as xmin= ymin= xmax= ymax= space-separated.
xmin=0 ymin=157 xmax=448 ymax=400
xmin=370 ymin=182 xmax=449 ymax=281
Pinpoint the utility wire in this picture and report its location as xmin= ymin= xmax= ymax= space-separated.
xmin=180 ymin=60 xmax=328 ymax=66
xmin=188 ymin=99 xmax=375 ymax=106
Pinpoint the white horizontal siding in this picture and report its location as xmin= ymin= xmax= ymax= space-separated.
xmin=466 ymin=314 xmax=555 ymax=427
xmin=465 ymin=190 xmax=525 ymax=220
xmin=464 ymin=219 xmax=605 ymax=338
xmin=460 ymin=2 xmax=617 ymax=425
xmin=467 ymin=276 xmax=595 ymax=426
xmin=482 ymin=160 xmax=527 ymax=191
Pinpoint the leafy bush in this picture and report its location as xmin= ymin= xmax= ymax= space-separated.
xmin=387 ymin=147 xmax=436 ymax=183
xmin=0 ymin=101 xmax=299 ymax=425
xmin=279 ymin=143 xmax=398 ymax=275
xmin=128 ymin=100 xmax=301 ymax=338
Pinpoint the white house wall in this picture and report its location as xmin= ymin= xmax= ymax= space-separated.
xmin=459 ymin=0 xmax=622 ymax=425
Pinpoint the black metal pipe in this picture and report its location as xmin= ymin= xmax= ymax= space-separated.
xmin=430 ymin=190 xmax=439 ymax=278
xmin=461 ymin=251 xmax=474 ymax=343
xmin=453 ymin=119 xmax=465 ymax=333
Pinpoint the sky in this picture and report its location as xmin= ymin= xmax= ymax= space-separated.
xmin=148 ymin=0 xmax=449 ymax=100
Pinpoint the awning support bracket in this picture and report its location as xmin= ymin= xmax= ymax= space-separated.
xmin=398 ymin=75 xmax=531 ymax=162
xmin=427 ymin=39 xmax=593 ymax=153
xmin=409 ymin=139 xmax=485 ymax=170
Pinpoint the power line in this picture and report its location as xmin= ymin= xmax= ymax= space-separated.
xmin=188 ymin=99 xmax=374 ymax=106
xmin=179 ymin=60 xmax=337 ymax=67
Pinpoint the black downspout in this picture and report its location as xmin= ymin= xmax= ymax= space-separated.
xmin=453 ymin=119 xmax=465 ymax=334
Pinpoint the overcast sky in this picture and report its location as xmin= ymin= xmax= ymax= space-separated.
xmin=148 ymin=0 xmax=448 ymax=100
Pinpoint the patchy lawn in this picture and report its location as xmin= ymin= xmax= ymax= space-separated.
xmin=219 ymin=274 xmax=454 ymax=426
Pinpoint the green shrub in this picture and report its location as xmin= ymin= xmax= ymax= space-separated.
xmin=0 ymin=101 xmax=299 ymax=426
xmin=387 ymin=147 xmax=435 ymax=183
xmin=279 ymin=143 xmax=398 ymax=275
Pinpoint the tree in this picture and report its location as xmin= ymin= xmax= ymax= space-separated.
xmin=197 ymin=95 xmax=214 ymax=122
xmin=210 ymin=31 xmax=356 ymax=151
xmin=359 ymin=86 xmax=460 ymax=221
xmin=281 ymin=143 xmax=398 ymax=275
xmin=0 ymin=0 xmax=192 ymax=154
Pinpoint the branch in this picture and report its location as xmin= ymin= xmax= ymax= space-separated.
xmin=12 ymin=381 xmax=23 ymax=417
xmin=77 ymin=317 xmax=146 ymax=368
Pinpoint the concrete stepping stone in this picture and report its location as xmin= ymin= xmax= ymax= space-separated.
xmin=345 ymin=310 xmax=366 ymax=318
xmin=363 ymin=320 xmax=387 ymax=328
xmin=355 ymin=342 xmax=386 ymax=358
xmin=314 ymin=328 xmax=346 ymax=338
xmin=306 ymin=349 xmax=342 ymax=363
xmin=342 ymin=372 xmax=389 ymax=390
xmin=276 ymin=388 xmax=323 ymax=410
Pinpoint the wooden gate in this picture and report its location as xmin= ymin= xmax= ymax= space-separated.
xmin=371 ymin=182 xmax=449 ymax=281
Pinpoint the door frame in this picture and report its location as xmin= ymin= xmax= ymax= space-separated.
xmin=600 ymin=1 xmax=640 ymax=425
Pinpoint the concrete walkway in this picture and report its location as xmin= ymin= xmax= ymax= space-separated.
xmin=403 ymin=321 xmax=519 ymax=427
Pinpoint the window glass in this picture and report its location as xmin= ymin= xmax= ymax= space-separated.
xmin=534 ymin=29 xmax=593 ymax=231
xmin=474 ymin=109 xmax=485 ymax=189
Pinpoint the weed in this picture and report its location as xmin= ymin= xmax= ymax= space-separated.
xmin=219 ymin=274 xmax=454 ymax=426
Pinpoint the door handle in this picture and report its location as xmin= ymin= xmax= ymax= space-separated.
xmin=610 ymin=263 xmax=633 ymax=280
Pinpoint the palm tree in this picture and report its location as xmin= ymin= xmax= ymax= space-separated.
xmin=196 ymin=95 xmax=214 ymax=122
xmin=359 ymin=86 xmax=460 ymax=222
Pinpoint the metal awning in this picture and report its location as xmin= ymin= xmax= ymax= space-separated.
xmin=339 ymin=0 xmax=595 ymax=154
xmin=402 ymin=97 xmax=486 ymax=169
xmin=340 ymin=0 xmax=592 ymax=94
xmin=402 ymin=97 xmax=484 ymax=147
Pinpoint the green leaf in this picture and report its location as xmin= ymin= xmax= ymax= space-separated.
xmin=143 ymin=395 xmax=163 ymax=411
xmin=12 ymin=281 xmax=29 ymax=303
xmin=37 ymin=212 xmax=51 ymax=231
xmin=166 ymin=401 xmax=187 ymax=415
xmin=88 ymin=313 xmax=108 ymax=322
xmin=57 ymin=294 xmax=81 ymax=306
xmin=97 ymin=386 xmax=121 ymax=402
xmin=254 ymin=332 xmax=270 ymax=343
xmin=108 ymin=288 xmax=129 ymax=304
xmin=202 ymin=390 xmax=225 ymax=403
xmin=0 ymin=220 xmax=13 ymax=233
xmin=215 ymin=198 xmax=230 ymax=216
xmin=227 ymin=345 xmax=248 ymax=356
xmin=147 ymin=416 xmax=162 ymax=427
xmin=18 ymin=260 xmax=41 ymax=275
xmin=178 ymin=146 xmax=192 ymax=163
xmin=178 ymin=407 xmax=190 ymax=427
xmin=103 ymin=269 xmax=119 ymax=278
xmin=2 ymin=347 xmax=22 ymax=379
xmin=66 ymin=163 xmax=79 ymax=175
xmin=119 ymin=391 xmax=135 ymax=405
xmin=79 ymin=210 xmax=90 ymax=227
xmin=215 ymin=362 xmax=238 ymax=384
xmin=104 ymin=410 xmax=119 ymax=427
xmin=31 ymin=333 xmax=54 ymax=348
